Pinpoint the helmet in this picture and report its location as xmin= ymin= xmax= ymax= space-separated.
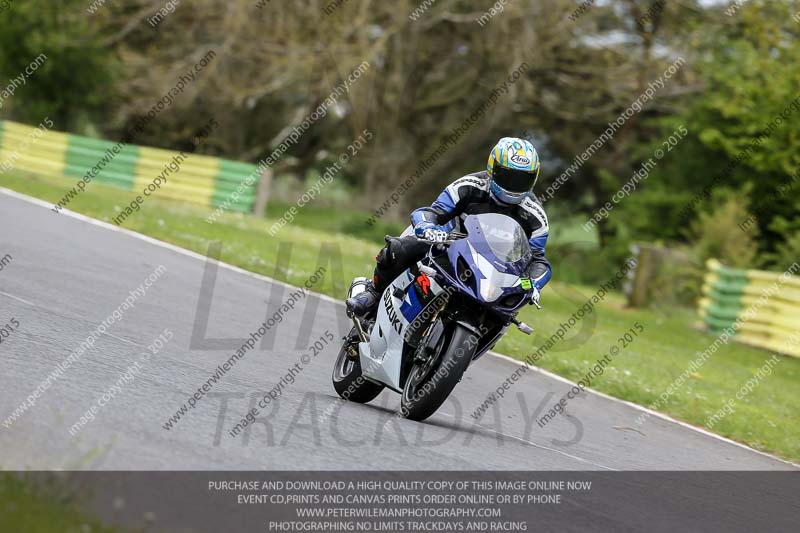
xmin=486 ymin=137 xmax=540 ymax=205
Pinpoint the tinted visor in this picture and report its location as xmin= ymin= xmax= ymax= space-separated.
xmin=492 ymin=164 xmax=536 ymax=194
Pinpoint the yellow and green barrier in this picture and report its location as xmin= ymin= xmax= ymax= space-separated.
xmin=0 ymin=119 xmax=258 ymax=212
xmin=698 ymin=259 xmax=800 ymax=358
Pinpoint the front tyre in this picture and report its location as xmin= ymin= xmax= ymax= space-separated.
xmin=332 ymin=327 xmax=384 ymax=404
xmin=401 ymin=323 xmax=475 ymax=421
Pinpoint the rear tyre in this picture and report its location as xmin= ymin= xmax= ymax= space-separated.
xmin=400 ymin=323 xmax=475 ymax=421
xmin=332 ymin=327 xmax=384 ymax=404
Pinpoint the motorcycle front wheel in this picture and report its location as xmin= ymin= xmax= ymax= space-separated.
xmin=400 ymin=322 xmax=475 ymax=421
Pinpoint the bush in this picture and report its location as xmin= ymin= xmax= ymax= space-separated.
xmin=766 ymin=230 xmax=800 ymax=272
xmin=546 ymin=241 xmax=619 ymax=287
xmin=640 ymin=245 xmax=704 ymax=307
xmin=689 ymin=189 xmax=759 ymax=268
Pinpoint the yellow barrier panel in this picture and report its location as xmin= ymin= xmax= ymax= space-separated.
xmin=699 ymin=259 xmax=800 ymax=358
xmin=0 ymin=122 xmax=68 ymax=177
xmin=134 ymin=146 xmax=218 ymax=207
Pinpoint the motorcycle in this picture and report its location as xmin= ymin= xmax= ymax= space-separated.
xmin=332 ymin=213 xmax=538 ymax=421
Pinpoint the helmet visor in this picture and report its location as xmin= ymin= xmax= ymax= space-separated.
xmin=492 ymin=164 xmax=536 ymax=194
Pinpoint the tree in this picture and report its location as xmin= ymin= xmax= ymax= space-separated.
xmin=615 ymin=0 xmax=800 ymax=265
xmin=0 ymin=0 xmax=116 ymax=130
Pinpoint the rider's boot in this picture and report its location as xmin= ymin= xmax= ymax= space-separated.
xmin=346 ymin=281 xmax=381 ymax=318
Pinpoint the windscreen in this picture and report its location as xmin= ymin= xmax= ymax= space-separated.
xmin=475 ymin=213 xmax=530 ymax=264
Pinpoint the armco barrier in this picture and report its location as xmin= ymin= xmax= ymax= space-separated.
xmin=698 ymin=259 xmax=800 ymax=358
xmin=0 ymin=120 xmax=258 ymax=212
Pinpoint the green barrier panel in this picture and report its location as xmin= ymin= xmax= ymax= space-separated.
xmin=212 ymin=159 xmax=258 ymax=212
xmin=704 ymin=303 xmax=744 ymax=322
xmin=704 ymin=290 xmax=745 ymax=309
xmin=65 ymin=136 xmax=140 ymax=191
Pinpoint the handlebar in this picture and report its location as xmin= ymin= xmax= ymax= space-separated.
xmin=416 ymin=231 xmax=467 ymax=246
xmin=417 ymin=238 xmax=457 ymax=246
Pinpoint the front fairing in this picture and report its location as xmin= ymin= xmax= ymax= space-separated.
xmin=433 ymin=214 xmax=533 ymax=314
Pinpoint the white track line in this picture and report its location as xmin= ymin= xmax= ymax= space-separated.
xmin=0 ymin=290 xmax=36 ymax=307
xmin=1 ymin=283 xmax=152 ymax=351
xmin=2 ymin=186 xmax=797 ymax=469
xmin=436 ymin=411 xmax=616 ymax=471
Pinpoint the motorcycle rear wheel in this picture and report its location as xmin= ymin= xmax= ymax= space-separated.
xmin=332 ymin=327 xmax=384 ymax=404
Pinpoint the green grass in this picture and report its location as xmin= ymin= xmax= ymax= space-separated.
xmin=2 ymin=170 xmax=798 ymax=463
xmin=263 ymin=194 xmax=407 ymax=242
xmin=0 ymin=474 xmax=122 ymax=533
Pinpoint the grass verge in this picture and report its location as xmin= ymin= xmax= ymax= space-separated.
xmin=0 ymin=474 xmax=121 ymax=533
xmin=1 ymin=170 xmax=798 ymax=462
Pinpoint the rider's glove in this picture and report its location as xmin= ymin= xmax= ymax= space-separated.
xmin=414 ymin=221 xmax=447 ymax=242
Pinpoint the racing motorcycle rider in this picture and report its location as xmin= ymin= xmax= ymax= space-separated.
xmin=347 ymin=137 xmax=552 ymax=318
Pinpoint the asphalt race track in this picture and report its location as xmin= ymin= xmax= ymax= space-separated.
xmin=0 ymin=188 xmax=796 ymax=472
